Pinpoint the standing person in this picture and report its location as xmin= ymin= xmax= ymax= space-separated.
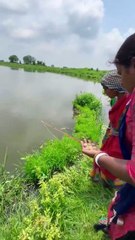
xmin=90 ymin=70 xmax=130 ymax=188
xmin=81 ymin=33 xmax=135 ymax=240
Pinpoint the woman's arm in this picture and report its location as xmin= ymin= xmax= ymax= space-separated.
xmin=98 ymin=155 xmax=135 ymax=186
xmin=81 ymin=140 xmax=135 ymax=186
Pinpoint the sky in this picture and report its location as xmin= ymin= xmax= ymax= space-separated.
xmin=0 ymin=0 xmax=135 ymax=70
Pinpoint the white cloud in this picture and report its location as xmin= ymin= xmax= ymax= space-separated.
xmin=11 ymin=28 xmax=38 ymax=39
xmin=0 ymin=0 xmax=30 ymax=13
xmin=0 ymin=0 xmax=134 ymax=69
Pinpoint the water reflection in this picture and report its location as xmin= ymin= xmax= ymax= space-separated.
xmin=0 ymin=66 xmax=110 ymax=171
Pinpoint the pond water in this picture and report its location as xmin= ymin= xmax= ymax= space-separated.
xmin=0 ymin=66 xmax=110 ymax=171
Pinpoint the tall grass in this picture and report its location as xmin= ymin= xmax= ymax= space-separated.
xmin=24 ymin=136 xmax=81 ymax=182
xmin=73 ymin=92 xmax=103 ymax=143
xmin=73 ymin=107 xmax=102 ymax=143
xmin=0 ymin=159 xmax=112 ymax=240
xmin=73 ymin=92 xmax=102 ymax=115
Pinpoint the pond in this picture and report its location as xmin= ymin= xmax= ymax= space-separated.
xmin=0 ymin=66 xmax=110 ymax=171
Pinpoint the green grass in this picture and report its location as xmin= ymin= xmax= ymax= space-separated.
xmin=0 ymin=158 xmax=112 ymax=240
xmin=62 ymin=158 xmax=112 ymax=240
xmin=73 ymin=107 xmax=103 ymax=143
xmin=73 ymin=92 xmax=102 ymax=114
xmin=73 ymin=92 xmax=103 ymax=144
xmin=0 ymin=62 xmax=107 ymax=82
xmin=23 ymin=136 xmax=81 ymax=182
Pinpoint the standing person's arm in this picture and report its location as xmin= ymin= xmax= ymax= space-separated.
xmin=125 ymin=97 xmax=135 ymax=184
xmin=98 ymin=155 xmax=135 ymax=185
xmin=81 ymin=141 xmax=135 ymax=186
xmin=81 ymin=93 xmax=135 ymax=186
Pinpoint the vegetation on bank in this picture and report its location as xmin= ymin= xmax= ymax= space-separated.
xmin=72 ymin=93 xmax=103 ymax=143
xmin=0 ymin=93 xmax=111 ymax=239
xmin=0 ymin=160 xmax=111 ymax=240
xmin=0 ymin=61 xmax=107 ymax=82
xmin=24 ymin=136 xmax=81 ymax=182
xmin=73 ymin=92 xmax=102 ymax=113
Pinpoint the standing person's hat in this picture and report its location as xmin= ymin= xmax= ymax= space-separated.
xmin=101 ymin=70 xmax=127 ymax=93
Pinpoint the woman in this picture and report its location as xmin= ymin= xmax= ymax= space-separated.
xmin=90 ymin=70 xmax=129 ymax=188
xmin=81 ymin=33 xmax=135 ymax=240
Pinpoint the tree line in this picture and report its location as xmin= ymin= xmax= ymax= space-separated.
xmin=8 ymin=55 xmax=46 ymax=65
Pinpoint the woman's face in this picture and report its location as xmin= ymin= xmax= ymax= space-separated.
xmin=103 ymin=86 xmax=118 ymax=98
xmin=116 ymin=63 xmax=135 ymax=93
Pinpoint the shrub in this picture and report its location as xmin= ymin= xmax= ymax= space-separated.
xmin=23 ymin=136 xmax=81 ymax=182
xmin=73 ymin=107 xmax=102 ymax=143
xmin=73 ymin=92 xmax=102 ymax=116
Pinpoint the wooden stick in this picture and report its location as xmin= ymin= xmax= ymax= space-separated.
xmin=41 ymin=120 xmax=98 ymax=150
xmin=41 ymin=120 xmax=80 ymax=143
xmin=42 ymin=121 xmax=57 ymax=139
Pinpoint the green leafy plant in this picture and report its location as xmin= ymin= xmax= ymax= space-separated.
xmin=73 ymin=92 xmax=102 ymax=116
xmin=73 ymin=107 xmax=102 ymax=143
xmin=24 ymin=136 xmax=81 ymax=182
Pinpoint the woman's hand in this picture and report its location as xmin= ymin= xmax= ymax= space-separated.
xmin=81 ymin=139 xmax=100 ymax=158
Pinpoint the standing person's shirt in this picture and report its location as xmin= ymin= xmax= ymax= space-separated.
xmin=126 ymin=89 xmax=135 ymax=183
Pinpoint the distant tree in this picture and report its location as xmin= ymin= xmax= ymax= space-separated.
xmin=37 ymin=61 xmax=42 ymax=65
xmin=37 ymin=60 xmax=46 ymax=66
xmin=9 ymin=55 xmax=19 ymax=63
xmin=23 ymin=55 xmax=36 ymax=64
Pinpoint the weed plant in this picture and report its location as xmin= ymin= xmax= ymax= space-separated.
xmin=24 ymin=136 xmax=81 ymax=182
xmin=74 ymin=107 xmax=102 ymax=143
xmin=73 ymin=92 xmax=103 ymax=143
xmin=0 ymin=158 xmax=112 ymax=240
xmin=73 ymin=92 xmax=102 ymax=116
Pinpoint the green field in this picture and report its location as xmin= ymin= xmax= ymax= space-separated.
xmin=0 ymin=61 xmax=107 ymax=83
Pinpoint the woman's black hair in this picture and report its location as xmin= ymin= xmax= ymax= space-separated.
xmin=114 ymin=33 xmax=135 ymax=67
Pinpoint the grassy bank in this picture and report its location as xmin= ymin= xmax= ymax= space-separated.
xmin=0 ymin=93 xmax=111 ymax=240
xmin=0 ymin=159 xmax=112 ymax=240
xmin=0 ymin=62 xmax=107 ymax=82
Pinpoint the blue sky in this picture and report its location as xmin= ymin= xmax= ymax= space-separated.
xmin=0 ymin=0 xmax=134 ymax=69
xmin=103 ymin=0 xmax=135 ymax=32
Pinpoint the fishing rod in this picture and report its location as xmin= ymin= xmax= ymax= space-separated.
xmin=41 ymin=121 xmax=57 ymax=139
xmin=41 ymin=120 xmax=97 ymax=149
xmin=41 ymin=120 xmax=80 ymax=143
